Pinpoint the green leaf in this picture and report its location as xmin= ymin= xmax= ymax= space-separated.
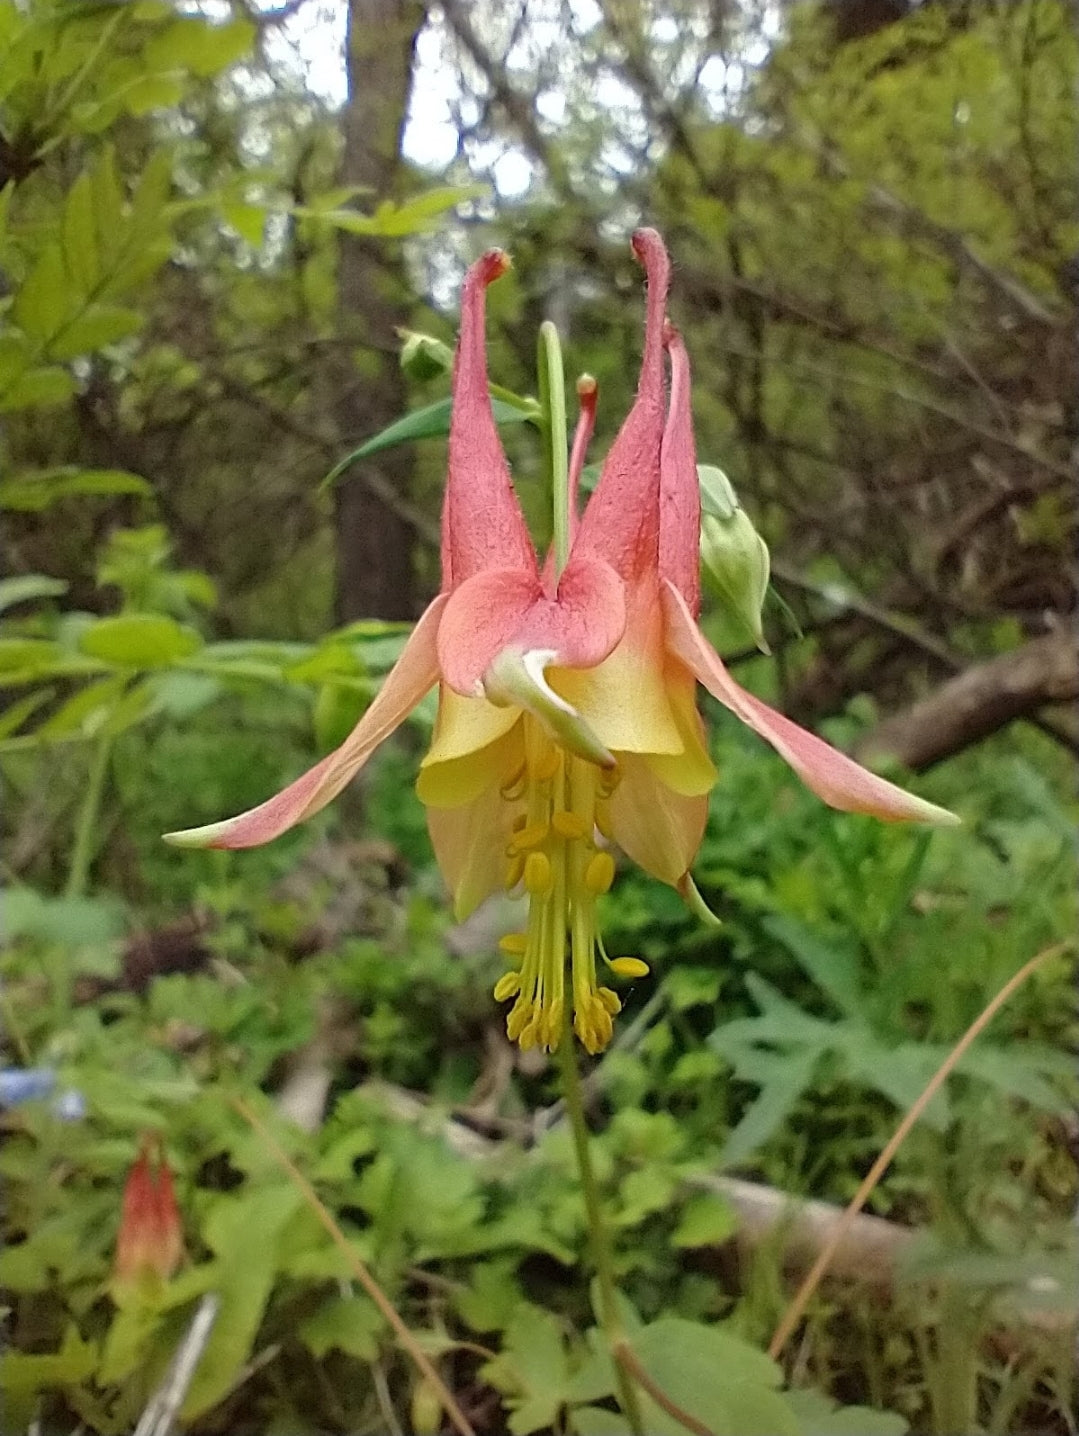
xmin=49 ymin=303 xmax=142 ymax=359
xmin=223 ymin=202 xmax=265 ymax=246
xmin=0 ymin=637 xmax=63 ymax=680
xmin=0 ymin=467 xmax=153 ymax=511
xmin=763 ymin=915 xmax=865 ymax=1020
xmin=298 ymin=1295 xmax=383 ymax=1361
xmin=322 ymin=394 xmax=538 ymax=480
xmin=785 ymin=1388 xmax=908 ymax=1435
xmin=0 ymin=366 xmax=75 ymax=410
xmin=3 ymin=887 xmax=126 ymax=944
xmin=0 ymin=574 xmax=68 ymax=611
xmin=78 ymin=613 xmax=203 ymax=667
xmin=63 ymin=171 xmax=99 ymax=298
xmin=0 ymin=688 xmax=56 ymax=739
xmin=626 ymin=1318 xmax=798 ymax=1436
xmin=718 ymin=1048 xmax=821 ymax=1169
xmin=671 ymin=1192 xmax=739 ymax=1248
xmin=181 ymin=1184 xmax=302 ymax=1418
xmin=35 ymin=674 xmax=128 ymax=738
xmin=145 ymin=16 xmax=254 ymax=76
xmin=482 ymin=1306 xmax=571 ymax=1435
xmin=12 ymin=241 xmax=67 ymax=341
xmin=0 ymin=1324 xmax=97 ymax=1402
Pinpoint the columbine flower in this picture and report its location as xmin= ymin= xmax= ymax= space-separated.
xmin=114 ymin=1134 xmax=183 ymax=1294
xmin=166 ymin=231 xmax=956 ymax=1054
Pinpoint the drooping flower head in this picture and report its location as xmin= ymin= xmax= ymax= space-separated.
xmin=167 ymin=231 xmax=956 ymax=1054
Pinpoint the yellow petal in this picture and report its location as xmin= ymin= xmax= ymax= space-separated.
xmin=642 ymin=663 xmax=716 ymax=796
xmin=426 ymin=779 xmax=523 ymax=919
xmin=607 ymin=753 xmax=709 ymax=885
xmin=417 ymin=690 xmax=523 ymax=808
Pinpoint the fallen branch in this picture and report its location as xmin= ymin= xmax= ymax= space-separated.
xmin=857 ymin=627 xmax=1079 ymax=769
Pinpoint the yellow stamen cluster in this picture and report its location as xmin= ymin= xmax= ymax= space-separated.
xmin=492 ymin=717 xmax=649 ymax=1054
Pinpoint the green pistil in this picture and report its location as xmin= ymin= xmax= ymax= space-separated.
xmin=538 ymin=319 xmax=570 ymax=577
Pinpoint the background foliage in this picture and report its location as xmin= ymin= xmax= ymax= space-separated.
xmin=1 ymin=2 xmax=1075 ymax=1433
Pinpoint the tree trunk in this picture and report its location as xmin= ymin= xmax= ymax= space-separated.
xmin=333 ymin=0 xmax=425 ymax=622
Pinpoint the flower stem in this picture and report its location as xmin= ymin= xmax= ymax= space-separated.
xmin=557 ymin=1027 xmax=645 ymax=1436
xmin=537 ymin=319 xmax=570 ymax=576
xmin=66 ymin=728 xmax=112 ymax=898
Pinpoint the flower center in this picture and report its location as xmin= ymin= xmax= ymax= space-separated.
xmin=492 ymin=716 xmax=644 ymax=1054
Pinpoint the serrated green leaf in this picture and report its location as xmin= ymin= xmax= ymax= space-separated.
xmin=298 ymin=1295 xmax=383 ymax=1360
xmin=78 ymin=613 xmax=202 ymax=667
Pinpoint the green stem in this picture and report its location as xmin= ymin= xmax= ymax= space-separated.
xmin=537 ymin=320 xmax=570 ymax=576
xmin=557 ymin=1030 xmax=645 ymax=1436
xmin=65 ymin=728 xmax=112 ymax=899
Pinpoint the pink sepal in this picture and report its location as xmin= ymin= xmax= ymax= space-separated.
xmin=662 ymin=581 xmax=959 ymax=826
xmin=573 ymin=229 xmax=669 ymax=581
xmin=437 ymin=558 xmax=625 ymax=696
xmin=442 ymin=250 xmax=537 ymax=589
xmin=660 ymin=325 xmax=702 ymax=616
xmin=164 ymin=596 xmax=447 ymax=849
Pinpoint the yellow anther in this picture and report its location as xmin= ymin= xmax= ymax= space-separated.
xmin=531 ymin=748 xmax=560 ymax=782
xmin=518 ymin=1017 xmax=540 ymax=1051
xmin=609 ymin=956 xmax=649 ymax=979
xmin=506 ymin=1001 xmax=530 ymax=1041
xmin=498 ymin=932 xmax=528 ymax=957
xmin=584 ymin=850 xmax=616 ymax=895
xmin=597 ymin=987 xmax=621 ymax=1015
xmin=500 ymin=765 xmax=527 ymax=800
xmin=551 ymin=811 xmax=589 ymax=840
xmin=504 ymin=852 xmax=525 ymax=890
xmin=594 ymin=804 xmax=613 ymax=840
xmin=493 ymin=971 xmax=522 ymax=1002
xmin=509 ymin=822 xmax=550 ymax=853
xmin=593 ymin=1002 xmax=614 ymax=1047
xmin=524 ymin=850 xmax=553 ymax=895
xmin=542 ymin=998 xmax=564 ymax=1047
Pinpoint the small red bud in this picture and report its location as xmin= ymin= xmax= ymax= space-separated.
xmin=114 ymin=1135 xmax=183 ymax=1292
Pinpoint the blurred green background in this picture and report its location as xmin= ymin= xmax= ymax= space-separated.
xmin=1 ymin=3 xmax=1075 ymax=1433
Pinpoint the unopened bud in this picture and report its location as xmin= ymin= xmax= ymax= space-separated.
xmin=399 ymin=329 xmax=454 ymax=381
xmin=698 ymin=465 xmax=771 ymax=653
xmin=113 ymin=1135 xmax=183 ymax=1302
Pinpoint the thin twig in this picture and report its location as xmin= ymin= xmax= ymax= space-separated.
xmin=768 ymin=941 xmax=1073 ymax=1361
xmin=229 ymin=1095 xmax=477 ymax=1436
xmin=132 ymin=1294 xmax=220 ymax=1436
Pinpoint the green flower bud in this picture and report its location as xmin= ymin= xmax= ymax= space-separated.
xmin=398 ymin=329 xmax=454 ymax=381
xmin=697 ymin=464 xmax=771 ymax=653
